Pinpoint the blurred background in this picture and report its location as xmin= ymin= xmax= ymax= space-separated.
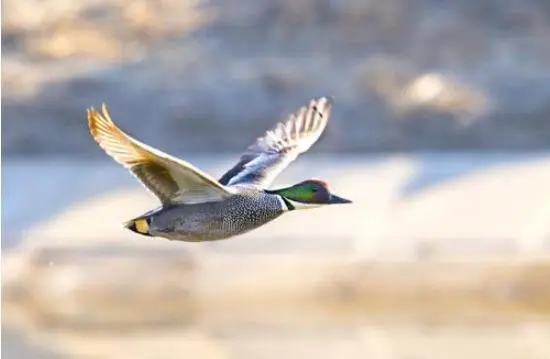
xmin=2 ymin=0 xmax=550 ymax=358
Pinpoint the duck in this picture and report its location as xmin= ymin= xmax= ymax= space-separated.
xmin=87 ymin=97 xmax=351 ymax=242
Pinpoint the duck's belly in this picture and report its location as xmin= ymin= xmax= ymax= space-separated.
xmin=149 ymin=196 xmax=284 ymax=242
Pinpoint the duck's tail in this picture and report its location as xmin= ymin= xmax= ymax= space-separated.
xmin=124 ymin=217 xmax=152 ymax=236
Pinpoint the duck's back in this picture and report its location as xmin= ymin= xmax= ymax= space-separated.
xmin=148 ymin=188 xmax=284 ymax=242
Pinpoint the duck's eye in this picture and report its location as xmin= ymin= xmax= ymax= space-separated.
xmin=312 ymin=187 xmax=319 ymax=193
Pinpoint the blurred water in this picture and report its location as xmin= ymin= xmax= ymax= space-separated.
xmin=3 ymin=152 xmax=550 ymax=358
xmin=3 ymin=152 xmax=548 ymax=241
xmin=3 ymin=320 xmax=550 ymax=359
xmin=4 ymin=152 xmax=550 ymax=248
xmin=1 ymin=328 xmax=60 ymax=359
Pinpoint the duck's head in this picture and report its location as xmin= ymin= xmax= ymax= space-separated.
xmin=268 ymin=179 xmax=352 ymax=211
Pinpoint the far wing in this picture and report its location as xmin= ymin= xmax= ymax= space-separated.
xmin=219 ymin=97 xmax=332 ymax=188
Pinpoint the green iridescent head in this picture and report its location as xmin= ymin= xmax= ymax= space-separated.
xmin=267 ymin=179 xmax=352 ymax=210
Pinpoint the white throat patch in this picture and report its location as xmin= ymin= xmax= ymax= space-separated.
xmin=276 ymin=195 xmax=290 ymax=212
xmin=289 ymin=199 xmax=324 ymax=210
xmin=278 ymin=196 xmax=325 ymax=211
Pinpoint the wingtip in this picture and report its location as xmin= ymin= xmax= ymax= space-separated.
xmin=87 ymin=106 xmax=96 ymax=132
xmin=87 ymin=102 xmax=110 ymax=119
xmin=309 ymin=96 xmax=334 ymax=113
xmin=314 ymin=95 xmax=334 ymax=104
xmin=86 ymin=103 xmax=109 ymax=115
xmin=86 ymin=107 xmax=97 ymax=142
xmin=87 ymin=103 xmax=112 ymax=140
xmin=86 ymin=106 xmax=99 ymax=120
xmin=308 ymin=96 xmax=333 ymax=118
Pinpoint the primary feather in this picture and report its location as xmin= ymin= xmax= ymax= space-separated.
xmin=88 ymin=104 xmax=234 ymax=205
xmin=219 ymin=97 xmax=332 ymax=188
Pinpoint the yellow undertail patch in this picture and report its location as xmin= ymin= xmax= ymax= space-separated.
xmin=134 ymin=219 xmax=149 ymax=234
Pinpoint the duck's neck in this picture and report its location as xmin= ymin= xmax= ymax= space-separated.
xmin=278 ymin=195 xmax=295 ymax=211
xmin=268 ymin=191 xmax=323 ymax=212
xmin=265 ymin=189 xmax=296 ymax=211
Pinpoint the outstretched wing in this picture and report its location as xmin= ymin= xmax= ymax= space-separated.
xmin=219 ymin=97 xmax=332 ymax=188
xmin=88 ymin=104 xmax=234 ymax=205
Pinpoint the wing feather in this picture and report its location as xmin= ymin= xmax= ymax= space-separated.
xmin=219 ymin=97 xmax=332 ymax=188
xmin=88 ymin=104 xmax=234 ymax=205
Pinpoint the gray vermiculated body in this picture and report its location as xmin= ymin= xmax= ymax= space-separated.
xmin=147 ymin=187 xmax=285 ymax=242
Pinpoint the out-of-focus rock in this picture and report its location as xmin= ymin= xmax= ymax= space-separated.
xmin=26 ymin=21 xmax=124 ymax=61
xmin=3 ymin=0 xmax=550 ymax=156
xmin=5 ymin=245 xmax=196 ymax=328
